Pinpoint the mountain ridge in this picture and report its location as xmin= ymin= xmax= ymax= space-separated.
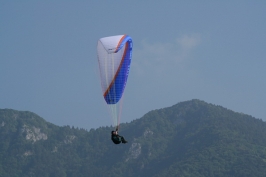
xmin=1 ymin=99 xmax=266 ymax=177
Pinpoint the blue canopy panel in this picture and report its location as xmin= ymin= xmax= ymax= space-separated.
xmin=104 ymin=38 xmax=132 ymax=104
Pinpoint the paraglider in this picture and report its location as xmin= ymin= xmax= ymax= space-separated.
xmin=97 ymin=35 xmax=133 ymax=144
xmin=111 ymin=130 xmax=127 ymax=144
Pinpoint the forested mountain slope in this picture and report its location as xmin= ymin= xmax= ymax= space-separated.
xmin=1 ymin=99 xmax=266 ymax=177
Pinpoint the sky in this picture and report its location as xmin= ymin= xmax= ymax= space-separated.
xmin=1 ymin=1 xmax=266 ymax=130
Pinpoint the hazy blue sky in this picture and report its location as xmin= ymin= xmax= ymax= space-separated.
xmin=1 ymin=1 xmax=266 ymax=130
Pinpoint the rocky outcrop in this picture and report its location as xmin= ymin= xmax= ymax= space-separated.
xmin=22 ymin=125 xmax=48 ymax=143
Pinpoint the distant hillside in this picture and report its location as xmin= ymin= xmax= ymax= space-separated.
xmin=1 ymin=99 xmax=266 ymax=177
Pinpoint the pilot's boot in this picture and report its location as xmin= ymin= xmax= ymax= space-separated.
xmin=121 ymin=137 xmax=127 ymax=143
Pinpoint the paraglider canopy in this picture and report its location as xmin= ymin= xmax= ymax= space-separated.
xmin=97 ymin=35 xmax=133 ymax=127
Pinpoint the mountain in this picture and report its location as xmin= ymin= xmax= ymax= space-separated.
xmin=1 ymin=99 xmax=266 ymax=177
